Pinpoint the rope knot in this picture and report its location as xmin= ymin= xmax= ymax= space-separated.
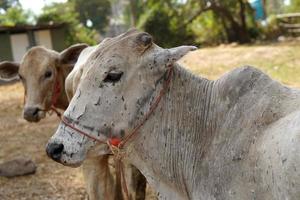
xmin=107 ymin=140 xmax=125 ymax=161
xmin=109 ymin=138 xmax=122 ymax=147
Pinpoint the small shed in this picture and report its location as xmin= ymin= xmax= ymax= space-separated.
xmin=277 ymin=13 xmax=300 ymax=36
xmin=0 ymin=23 xmax=67 ymax=62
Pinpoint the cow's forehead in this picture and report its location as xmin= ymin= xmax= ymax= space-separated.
xmin=20 ymin=47 xmax=58 ymax=74
xmin=93 ymin=29 xmax=152 ymax=58
xmin=104 ymin=28 xmax=144 ymax=45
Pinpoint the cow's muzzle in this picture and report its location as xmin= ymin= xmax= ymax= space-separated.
xmin=23 ymin=107 xmax=45 ymax=122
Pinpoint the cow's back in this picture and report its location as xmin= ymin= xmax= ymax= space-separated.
xmin=204 ymin=66 xmax=300 ymax=200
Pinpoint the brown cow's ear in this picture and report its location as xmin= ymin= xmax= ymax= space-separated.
xmin=59 ymin=43 xmax=88 ymax=65
xmin=0 ymin=61 xmax=20 ymax=80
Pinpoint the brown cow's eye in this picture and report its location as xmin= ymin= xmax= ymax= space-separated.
xmin=104 ymin=70 xmax=123 ymax=83
xmin=44 ymin=70 xmax=52 ymax=79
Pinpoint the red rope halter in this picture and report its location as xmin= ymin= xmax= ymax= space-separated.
xmin=60 ymin=66 xmax=174 ymax=199
xmin=61 ymin=66 xmax=173 ymax=147
xmin=48 ymin=75 xmax=62 ymax=117
xmin=51 ymin=76 xmax=61 ymax=107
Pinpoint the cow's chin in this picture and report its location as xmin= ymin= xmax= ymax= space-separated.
xmin=58 ymin=144 xmax=111 ymax=167
xmin=58 ymin=153 xmax=85 ymax=168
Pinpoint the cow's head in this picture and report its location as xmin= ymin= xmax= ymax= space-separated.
xmin=0 ymin=44 xmax=88 ymax=122
xmin=46 ymin=29 xmax=196 ymax=166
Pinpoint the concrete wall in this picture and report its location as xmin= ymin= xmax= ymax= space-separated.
xmin=50 ymin=27 xmax=67 ymax=52
xmin=0 ymin=33 xmax=13 ymax=61
xmin=35 ymin=30 xmax=53 ymax=49
xmin=10 ymin=33 xmax=30 ymax=62
xmin=0 ymin=26 xmax=67 ymax=62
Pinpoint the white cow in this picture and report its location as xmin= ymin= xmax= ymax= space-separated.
xmin=47 ymin=29 xmax=300 ymax=200
xmin=65 ymin=44 xmax=147 ymax=200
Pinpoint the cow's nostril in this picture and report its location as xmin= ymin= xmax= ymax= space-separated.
xmin=32 ymin=107 xmax=39 ymax=116
xmin=46 ymin=143 xmax=64 ymax=161
xmin=24 ymin=107 xmax=41 ymax=121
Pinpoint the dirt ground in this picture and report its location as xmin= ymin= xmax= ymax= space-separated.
xmin=0 ymin=83 xmax=88 ymax=200
xmin=0 ymin=41 xmax=299 ymax=200
xmin=0 ymin=84 xmax=158 ymax=200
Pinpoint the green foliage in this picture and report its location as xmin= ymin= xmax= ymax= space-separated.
xmin=0 ymin=6 xmax=30 ymax=25
xmin=190 ymin=11 xmax=226 ymax=45
xmin=259 ymin=15 xmax=281 ymax=40
xmin=137 ymin=1 xmax=195 ymax=47
xmin=266 ymin=0 xmax=284 ymax=15
xmin=133 ymin=0 xmax=260 ymax=46
xmin=70 ymin=0 xmax=111 ymax=34
xmin=0 ymin=0 xmax=19 ymax=11
xmin=37 ymin=2 xmax=97 ymax=46
xmin=124 ymin=0 xmax=145 ymax=26
xmin=285 ymin=0 xmax=300 ymax=12
xmin=1 ymin=0 xmax=292 ymax=47
xmin=208 ymin=0 xmax=258 ymax=43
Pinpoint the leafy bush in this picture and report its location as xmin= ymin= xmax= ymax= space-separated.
xmin=190 ymin=11 xmax=225 ymax=45
xmin=37 ymin=2 xmax=97 ymax=46
xmin=259 ymin=15 xmax=282 ymax=40
xmin=138 ymin=2 xmax=195 ymax=48
xmin=0 ymin=6 xmax=31 ymax=26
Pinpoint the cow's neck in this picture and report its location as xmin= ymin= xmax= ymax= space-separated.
xmin=54 ymin=65 xmax=72 ymax=110
xmin=126 ymin=64 xmax=221 ymax=199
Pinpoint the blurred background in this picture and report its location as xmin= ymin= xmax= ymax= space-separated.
xmin=1 ymin=0 xmax=299 ymax=94
xmin=0 ymin=0 xmax=299 ymax=51
xmin=0 ymin=0 xmax=299 ymax=200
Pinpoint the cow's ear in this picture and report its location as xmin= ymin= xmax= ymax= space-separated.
xmin=165 ymin=46 xmax=197 ymax=66
xmin=59 ymin=43 xmax=88 ymax=65
xmin=154 ymin=46 xmax=197 ymax=69
xmin=0 ymin=61 xmax=20 ymax=80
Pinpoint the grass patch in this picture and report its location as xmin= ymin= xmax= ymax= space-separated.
xmin=180 ymin=41 xmax=300 ymax=87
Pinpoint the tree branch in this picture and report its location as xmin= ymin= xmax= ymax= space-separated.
xmin=179 ymin=6 xmax=212 ymax=29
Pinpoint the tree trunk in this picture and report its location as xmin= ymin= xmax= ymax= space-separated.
xmin=239 ymin=0 xmax=247 ymax=32
xmin=129 ymin=0 xmax=137 ymax=26
xmin=219 ymin=13 xmax=231 ymax=43
xmin=238 ymin=0 xmax=251 ymax=43
xmin=211 ymin=2 xmax=251 ymax=43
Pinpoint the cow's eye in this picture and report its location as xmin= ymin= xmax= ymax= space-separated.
xmin=104 ymin=70 xmax=123 ymax=83
xmin=44 ymin=70 xmax=52 ymax=79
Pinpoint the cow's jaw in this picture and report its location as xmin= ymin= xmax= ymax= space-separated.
xmin=46 ymin=121 xmax=111 ymax=167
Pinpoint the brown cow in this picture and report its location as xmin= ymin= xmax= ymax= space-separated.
xmin=0 ymin=44 xmax=87 ymax=122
